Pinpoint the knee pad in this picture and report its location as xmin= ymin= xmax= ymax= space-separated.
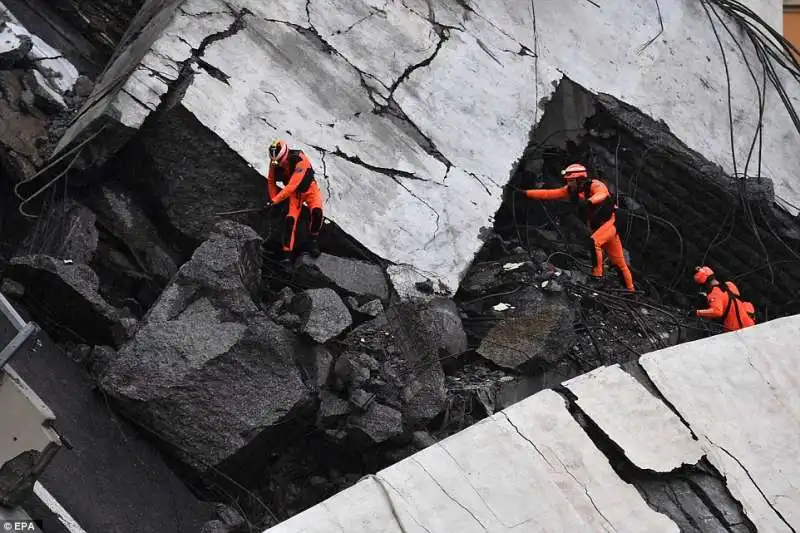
xmin=309 ymin=208 xmax=323 ymax=235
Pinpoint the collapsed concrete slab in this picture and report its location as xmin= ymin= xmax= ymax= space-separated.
xmin=564 ymin=364 xmax=704 ymax=473
xmin=640 ymin=316 xmax=800 ymax=531
xmin=51 ymin=0 xmax=800 ymax=294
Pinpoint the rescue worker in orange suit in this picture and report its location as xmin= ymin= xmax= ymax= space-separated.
xmin=266 ymin=139 xmax=324 ymax=259
xmin=517 ymin=163 xmax=635 ymax=292
xmin=691 ymin=266 xmax=756 ymax=332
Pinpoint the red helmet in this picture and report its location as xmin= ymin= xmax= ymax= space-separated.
xmin=561 ymin=163 xmax=588 ymax=181
xmin=693 ymin=266 xmax=715 ymax=285
xmin=268 ymin=139 xmax=288 ymax=166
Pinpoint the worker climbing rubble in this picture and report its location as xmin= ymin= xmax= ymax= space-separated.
xmin=266 ymin=139 xmax=324 ymax=262
xmin=516 ymin=163 xmax=635 ymax=292
xmin=691 ymin=266 xmax=756 ymax=332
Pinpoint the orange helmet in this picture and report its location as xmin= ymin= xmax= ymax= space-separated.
xmin=268 ymin=139 xmax=288 ymax=166
xmin=693 ymin=266 xmax=715 ymax=285
xmin=561 ymin=163 xmax=588 ymax=181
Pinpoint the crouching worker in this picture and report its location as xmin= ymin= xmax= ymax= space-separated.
xmin=691 ymin=266 xmax=756 ymax=332
xmin=517 ymin=163 xmax=635 ymax=292
xmin=266 ymin=139 xmax=324 ymax=260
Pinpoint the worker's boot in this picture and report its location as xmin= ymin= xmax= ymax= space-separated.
xmin=307 ymin=238 xmax=321 ymax=258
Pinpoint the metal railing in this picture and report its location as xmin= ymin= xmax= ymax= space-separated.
xmin=0 ymin=292 xmax=40 ymax=370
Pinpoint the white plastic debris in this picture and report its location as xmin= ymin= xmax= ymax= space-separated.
xmin=492 ymin=303 xmax=512 ymax=312
xmin=63 ymin=259 xmax=74 ymax=264
xmin=502 ymin=262 xmax=525 ymax=271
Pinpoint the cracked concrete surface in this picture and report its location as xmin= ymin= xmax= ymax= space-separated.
xmin=261 ymin=313 xmax=800 ymax=533
xmin=54 ymin=0 xmax=800 ymax=292
xmin=640 ymin=316 xmax=800 ymax=531
xmin=563 ymin=364 xmax=704 ymax=473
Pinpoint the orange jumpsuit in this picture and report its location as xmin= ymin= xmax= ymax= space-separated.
xmin=696 ymin=281 xmax=756 ymax=332
xmin=524 ymin=179 xmax=635 ymax=291
xmin=267 ymin=149 xmax=324 ymax=253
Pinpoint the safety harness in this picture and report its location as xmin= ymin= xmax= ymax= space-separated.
xmin=274 ymin=150 xmax=316 ymax=194
xmin=719 ymin=282 xmax=756 ymax=330
xmin=569 ymin=179 xmax=616 ymax=230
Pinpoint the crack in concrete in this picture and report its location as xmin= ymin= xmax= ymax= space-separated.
xmin=373 ymin=99 xmax=452 ymax=170
xmin=712 ymin=442 xmax=797 ymax=533
xmin=386 ymin=25 xmax=449 ymax=99
xmin=410 ymin=457 xmax=488 ymax=530
xmin=154 ymin=6 xmax=251 ymax=113
xmin=475 ymin=37 xmax=503 ymax=66
xmin=499 ymin=411 xmax=555 ymax=470
xmin=550 ymin=452 xmax=618 ymax=532
xmin=434 ymin=442 xmax=508 ymax=527
xmin=333 ymin=2 xmax=389 ymax=36
xmin=376 ymin=475 xmax=435 ymax=533
xmin=122 ymin=87 xmax=156 ymax=111
xmin=467 ymin=171 xmax=496 ymax=195
xmin=390 ymin=175 xmax=441 ymax=247
xmin=137 ymin=64 xmax=174 ymax=85
xmin=320 ymin=150 xmax=332 ymax=199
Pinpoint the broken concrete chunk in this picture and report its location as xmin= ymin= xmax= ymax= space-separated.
xmin=295 ymin=253 xmax=389 ymax=301
xmin=27 ymin=34 xmax=78 ymax=94
xmin=357 ymin=299 xmax=383 ymax=317
xmin=88 ymin=186 xmax=179 ymax=283
xmin=22 ymin=70 xmax=67 ymax=113
xmin=288 ymin=288 xmax=352 ymax=343
xmin=318 ymin=391 xmax=351 ymax=426
xmin=98 ymin=221 xmax=315 ymax=471
xmin=347 ymin=403 xmax=403 ymax=445
xmin=4 ymin=255 xmax=133 ymax=347
xmin=20 ymin=199 xmax=98 ymax=264
xmin=0 ymin=26 xmax=31 ymax=68
xmin=412 ymin=431 xmax=436 ymax=450
xmin=564 ymin=365 xmax=703 ymax=472
xmin=477 ymin=289 xmax=575 ymax=371
xmin=402 ymin=364 xmax=446 ymax=427
xmin=295 ymin=345 xmax=334 ymax=392
xmin=73 ymin=75 xmax=93 ymax=98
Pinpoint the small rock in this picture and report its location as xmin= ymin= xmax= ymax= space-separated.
xmin=412 ymin=431 xmax=436 ymax=450
xmin=88 ymin=345 xmax=116 ymax=377
xmin=318 ymin=391 xmax=351 ymax=425
xmin=214 ymin=503 xmax=244 ymax=529
xmin=357 ymin=299 xmax=383 ymax=317
xmin=0 ymin=279 xmax=24 ymax=297
xmin=73 ymin=75 xmax=93 ymax=98
xmin=333 ymin=353 xmax=370 ymax=389
xmin=532 ymin=249 xmax=548 ymax=264
xmin=512 ymin=246 xmax=526 ymax=254
xmin=348 ymin=388 xmax=374 ymax=412
xmin=289 ymin=288 xmax=352 ymax=343
xmin=347 ymin=402 xmax=403 ymax=445
xmin=295 ymin=345 xmax=334 ymax=391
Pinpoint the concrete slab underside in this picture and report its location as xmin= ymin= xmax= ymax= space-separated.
xmin=262 ymin=315 xmax=800 ymax=532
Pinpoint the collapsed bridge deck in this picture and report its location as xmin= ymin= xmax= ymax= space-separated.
xmin=262 ymin=314 xmax=800 ymax=532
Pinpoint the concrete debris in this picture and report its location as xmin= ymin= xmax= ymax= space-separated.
xmin=19 ymin=199 xmax=98 ymax=264
xmin=288 ymin=288 xmax=352 ymax=343
xmin=98 ymin=221 xmax=315 ymax=471
xmin=477 ymin=289 xmax=575 ymax=371
xmin=87 ymin=186 xmax=180 ymax=283
xmin=346 ymin=402 xmax=403 ymax=445
xmin=295 ymin=253 xmax=389 ymax=301
xmin=318 ymin=391 xmax=351 ymax=426
xmin=0 ymin=24 xmax=31 ymax=67
xmin=4 ymin=255 xmax=135 ymax=347
xmin=492 ymin=302 xmax=512 ymax=312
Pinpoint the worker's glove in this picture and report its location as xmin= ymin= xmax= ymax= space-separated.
xmin=577 ymin=198 xmax=591 ymax=210
xmin=687 ymin=309 xmax=697 ymax=318
xmin=515 ymin=187 xmax=528 ymax=198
